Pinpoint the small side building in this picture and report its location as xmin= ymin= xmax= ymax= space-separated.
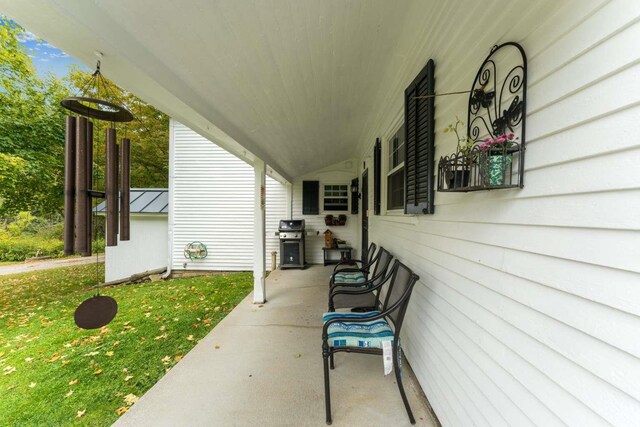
xmin=97 ymin=189 xmax=169 ymax=283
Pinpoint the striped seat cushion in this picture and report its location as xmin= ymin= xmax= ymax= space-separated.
xmin=333 ymin=271 xmax=366 ymax=284
xmin=322 ymin=311 xmax=393 ymax=348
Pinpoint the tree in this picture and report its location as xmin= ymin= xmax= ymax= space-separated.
xmin=0 ymin=18 xmax=169 ymax=218
xmin=0 ymin=19 xmax=67 ymax=217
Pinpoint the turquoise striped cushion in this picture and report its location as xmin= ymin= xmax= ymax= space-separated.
xmin=333 ymin=271 xmax=366 ymax=284
xmin=323 ymin=311 xmax=392 ymax=348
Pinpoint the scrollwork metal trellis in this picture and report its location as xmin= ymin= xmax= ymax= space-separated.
xmin=437 ymin=42 xmax=527 ymax=192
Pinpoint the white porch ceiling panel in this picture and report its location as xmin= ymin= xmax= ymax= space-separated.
xmin=0 ymin=0 xmax=447 ymax=179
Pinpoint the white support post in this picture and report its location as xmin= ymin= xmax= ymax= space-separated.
xmin=253 ymin=159 xmax=266 ymax=303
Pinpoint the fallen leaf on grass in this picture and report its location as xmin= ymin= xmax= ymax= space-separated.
xmin=116 ymin=406 xmax=128 ymax=415
xmin=93 ymin=369 xmax=103 ymax=375
xmin=124 ymin=375 xmax=133 ymax=382
xmin=65 ymin=390 xmax=74 ymax=398
xmin=154 ymin=334 xmax=168 ymax=341
xmin=159 ymin=325 xmax=166 ymax=331
xmin=214 ymin=306 xmax=221 ymax=312
xmin=29 ymin=382 xmax=36 ymax=388
xmin=186 ymin=335 xmax=194 ymax=341
xmin=77 ymin=410 xmax=86 ymax=418
xmin=62 ymin=360 xmax=70 ymax=366
xmin=69 ymin=379 xmax=78 ymax=385
xmin=122 ymin=368 xmax=128 ymax=373
xmin=3 ymin=366 xmax=16 ymax=375
xmin=113 ymin=341 xmax=121 ymax=347
xmin=174 ymin=355 xmax=183 ymax=362
xmin=161 ymin=356 xmax=171 ymax=364
xmin=105 ymin=351 xmax=114 ymax=357
xmin=24 ymin=357 xmax=33 ymax=363
xmin=124 ymin=393 xmax=138 ymax=405
xmin=48 ymin=353 xmax=61 ymax=362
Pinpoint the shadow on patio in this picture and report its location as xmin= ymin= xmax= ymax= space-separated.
xmin=115 ymin=265 xmax=436 ymax=426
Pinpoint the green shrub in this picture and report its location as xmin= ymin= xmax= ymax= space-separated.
xmin=0 ymin=236 xmax=64 ymax=261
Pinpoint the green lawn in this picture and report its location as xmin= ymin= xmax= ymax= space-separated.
xmin=0 ymin=264 xmax=253 ymax=426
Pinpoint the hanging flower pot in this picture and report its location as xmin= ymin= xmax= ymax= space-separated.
xmin=484 ymin=153 xmax=512 ymax=186
xmin=479 ymin=133 xmax=519 ymax=187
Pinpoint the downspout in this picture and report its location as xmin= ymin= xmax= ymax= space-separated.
xmin=162 ymin=119 xmax=176 ymax=279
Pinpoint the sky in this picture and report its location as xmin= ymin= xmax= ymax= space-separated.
xmin=18 ymin=29 xmax=89 ymax=78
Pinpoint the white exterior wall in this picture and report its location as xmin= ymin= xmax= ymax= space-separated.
xmin=105 ymin=215 xmax=168 ymax=282
xmin=292 ymin=160 xmax=360 ymax=264
xmin=354 ymin=1 xmax=640 ymax=426
xmin=265 ymin=176 xmax=288 ymax=270
xmin=171 ymin=120 xmax=254 ymax=271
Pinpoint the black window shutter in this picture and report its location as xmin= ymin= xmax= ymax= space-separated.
xmin=373 ymin=138 xmax=381 ymax=215
xmin=350 ymin=177 xmax=359 ymax=215
xmin=302 ymin=180 xmax=319 ymax=215
xmin=404 ymin=59 xmax=435 ymax=215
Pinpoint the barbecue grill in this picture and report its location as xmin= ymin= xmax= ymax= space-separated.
xmin=278 ymin=219 xmax=306 ymax=269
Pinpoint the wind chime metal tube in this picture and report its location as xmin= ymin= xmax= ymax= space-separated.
xmin=120 ymin=138 xmax=131 ymax=241
xmin=74 ymin=116 xmax=89 ymax=256
xmin=105 ymin=127 xmax=119 ymax=247
xmin=64 ymin=116 xmax=76 ymax=255
xmin=86 ymin=121 xmax=94 ymax=254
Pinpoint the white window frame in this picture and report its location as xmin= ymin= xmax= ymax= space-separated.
xmin=386 ymin=123 xmax=405 ymax=213
xmin=322 ymin=183 xmax=349 ymax=212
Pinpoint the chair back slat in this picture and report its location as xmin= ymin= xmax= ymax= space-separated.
xmin=365 ymin=242 xmax=377 ymax=265
xmin=370 ymin=248 xmax=393 ymax=287
xmin=382 ymin=261 xmax=419 ymax=327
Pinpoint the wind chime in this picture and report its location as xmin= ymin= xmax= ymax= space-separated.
xmin=61 ymin=60 xmax=133 ymax=329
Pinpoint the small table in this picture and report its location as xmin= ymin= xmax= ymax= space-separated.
xmin=322 ymin=247 xmax=353 ymax=266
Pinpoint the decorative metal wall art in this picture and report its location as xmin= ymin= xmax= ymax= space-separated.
xmin=437 ymin=42 xmax=527 ymax=192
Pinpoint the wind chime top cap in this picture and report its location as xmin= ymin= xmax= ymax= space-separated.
xmin=60 ymin=60 xmax=134 ymax=123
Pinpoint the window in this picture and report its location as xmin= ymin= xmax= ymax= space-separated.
xmin=323 ymin=184 xmax=348 ymax=211
xmin=404 ymin=59 xmax=435 ymax=214
xmin=387 ymin=124 xmax=405 ymax=210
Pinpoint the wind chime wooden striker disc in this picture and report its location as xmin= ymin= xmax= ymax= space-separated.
xmin=61 ymin=60 xmax=133 ymax=329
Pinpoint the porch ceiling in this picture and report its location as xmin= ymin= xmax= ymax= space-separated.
xmin=0 ymin=0 xmax=546 ymax=179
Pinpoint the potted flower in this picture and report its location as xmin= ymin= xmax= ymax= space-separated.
xmin=479 ymin=133 xmax=518 ymax=186
xmin=443 ymin=117 xmax=475 ymax=188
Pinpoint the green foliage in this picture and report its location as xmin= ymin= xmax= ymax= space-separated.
xmin=0 ymin=236 xmax=64 ymax=261
xmin=0 ymin=18 xmax=169 ymax=218
xmin=443 ymin=116 xmax=474 ymax=154
xmin=0 ymin=264 xmax=252 ymax=425
xmin=0 ymin=19 xmax=68 ymax=217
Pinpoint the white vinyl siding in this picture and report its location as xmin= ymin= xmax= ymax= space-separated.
xmin=265 ymin=176 xmax=288 ymax=270
xmin=360 ymin=1 xmax=640 ymax=425
xmin=171 ymin=120 xmax=254 ymax=271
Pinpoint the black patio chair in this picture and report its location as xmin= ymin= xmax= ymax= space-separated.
xmin=328 ymin=247 xmax=393 ymax=313
xmin=332 ymin=242 xmax=377 ymax=273
xmin=321 ymin=260 xmax=420 ymax=425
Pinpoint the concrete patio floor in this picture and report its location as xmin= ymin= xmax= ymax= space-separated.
xmin=116 ymin=265 xmax=437 ymax=427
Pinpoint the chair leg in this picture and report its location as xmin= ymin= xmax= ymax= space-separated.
xmin=323 ymin=339 xmax=333 ymax=425
xmin=393 ymin=346 xmax=415 ymax=424
xmin=330 ymin=348 xmax=335 ymax=369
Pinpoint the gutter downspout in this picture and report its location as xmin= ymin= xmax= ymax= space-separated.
xmin=162 ymin=119 xmax=176 ymax=279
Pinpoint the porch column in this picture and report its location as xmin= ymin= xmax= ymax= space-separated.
xmin=253 ymin=159 xmax=266 ymax=303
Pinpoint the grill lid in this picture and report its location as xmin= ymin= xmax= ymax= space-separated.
xmin=279 ymin=219 xmax=305 ymax=231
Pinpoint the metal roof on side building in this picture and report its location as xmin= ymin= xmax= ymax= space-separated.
xmin=95 ymin=189 xmax=168 ymax=214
